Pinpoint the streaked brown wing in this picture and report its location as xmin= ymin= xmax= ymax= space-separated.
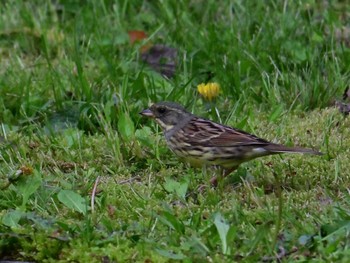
xmin=182 ymin=117 xmax=270 ymax=147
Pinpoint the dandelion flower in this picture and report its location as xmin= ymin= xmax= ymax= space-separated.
xmin=197 ymin=82 xmax=220 ymax=101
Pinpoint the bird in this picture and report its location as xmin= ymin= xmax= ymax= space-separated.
xmin=140 ymin=101 xmax=322 ymax=186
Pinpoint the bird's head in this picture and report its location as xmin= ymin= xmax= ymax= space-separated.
xmin=140 ymin=102 xmax=192 ymax=132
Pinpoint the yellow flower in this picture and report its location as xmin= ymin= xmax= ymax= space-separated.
xmin=197 ymin=82 xmax=220 ymax=101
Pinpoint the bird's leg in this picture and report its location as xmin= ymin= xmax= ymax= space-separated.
xmin=196 ymin=165 xmax=210 ymax=193
xmin=196 ymin=166 xmax=239 ymax=193
xmin=209 ymin=166 xmax=238 ymax=187
xmin=223 ymin=166 xmax=239 ymax=177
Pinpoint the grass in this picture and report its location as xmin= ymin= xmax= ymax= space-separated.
xmin=0 ymin=0 xmax=350 ymax=262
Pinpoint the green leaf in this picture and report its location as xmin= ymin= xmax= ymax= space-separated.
xmin=65 ymin=129 xmax=84 ymax=147
xmin=163 ymin=177 xmax=189 ymax=199
xmin=135 ymin=126 xmax=154 ymax=147
xmin=155 ymin=248 xmax=186 ymax=260
xmin=103 ymin=100 xmax=115 ymax=123
xmin=293 ymin=47 xmax=307 ymax=62
xmin=2 ymin=210 xmax=23 ymax=228
xmin=311 ymin=32 xmax=323 ymax=43
xmin=321 ymin=220 xmax=350 ymax=241
xmin=158 ymin=210 xmax=185 ymax=234
xmin=113 ymin=31 xmax=130 ymax=45
xmin=16 ymin=171 xmax=42 ymax=207
xmin=269 ymin=105 xmax=284 ymax=122
xmin=235 ymin=115 xmax=248 ymax=129
xmin=249 ymin=222 xmax=271 ymax=254
xmin=181 ymin=236 xmax=210 ymax=254
xmin=214 ymin=212 xmax=230 ymax=254
xmin=118 ymin=112 xmax=135 ymax=142
xmin=57 ymin=190 xmax=87 ymax=215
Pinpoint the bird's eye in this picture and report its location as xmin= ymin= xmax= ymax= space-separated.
xmin=157 ymin=106 xmax=166 ymax=114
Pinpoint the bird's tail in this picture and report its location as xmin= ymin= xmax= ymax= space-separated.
xmin=265 ymin=144 xmax=323 ymax=155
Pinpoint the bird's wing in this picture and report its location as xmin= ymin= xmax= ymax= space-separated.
xmin=182 ymin=117 xmax=270 ymax=147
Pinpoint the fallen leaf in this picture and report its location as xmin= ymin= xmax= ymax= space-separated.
xmin=335 ymin=101 xmax=350 ymax=115
xmin=128 ymin=30 xmax=152 ymax=52
xmin=128 ymin=30 xmax=147 ymax=44
xmin=141 ymin=44 xmax=177 ymax=78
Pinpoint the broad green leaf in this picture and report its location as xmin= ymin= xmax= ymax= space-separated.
xmin=269 ymin=105 xmax=284 ymax=122
xmin=235 ymin=115 xmax=248 ymax=130
xmin=249 ymin=222 xmax=271 ymax=254
xmin=214 ymin=212 xmax=230 ymax=254
xmin=16 ymin=171 xmax=42 ymax=207
xmin=176 ymin=181 xmax=188 ymax=199
xmin=158 ymin=210 xmax=185 ymax=234
xmin=118 ymin=113 xmax=135 ymax=142
xmin=163 ymin=177 xmax=188 ymax=199
xmin=103 ymin=100 xmax=114 ymax=123
xmin=321 ymin=220 xmax=350 ymax=241
xmin=293 ymin=47 xmax=307 ymax=62
xmin=311 ymin=32 xmax=323 ymax=43
xmin=135 ymin=126 xmax=154 ymax=147
xmin=181 ymin=236 xmax=210 ymax=254
xmin=2 ymin=210 xmax=23 ymax=228
xmin=155 ymin=249 xmax=185 ymax=260
xmin=62 ymin=129 xmax=83 ymax=148
xmin=57 ymin=190 xmax=87 ymax=215
xmin=113 ymin=31 xmax=130 ymax=45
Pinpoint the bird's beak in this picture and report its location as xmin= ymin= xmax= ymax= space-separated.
xmin=139 ymin=108 xmax=154 ymax=118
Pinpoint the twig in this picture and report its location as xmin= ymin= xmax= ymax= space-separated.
xmin=272 ymin=171 xmax=283 ymax=250
xmin=117 ymin=176 xmax=141 ymax=185
xmin=91 ymin=176 xmax=101 ymax=213
xmin=262 ymin=246 xmax=298 ymax=262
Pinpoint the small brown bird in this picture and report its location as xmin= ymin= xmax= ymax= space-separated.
xmin=140 ymin=102 xmax=322 ymax=186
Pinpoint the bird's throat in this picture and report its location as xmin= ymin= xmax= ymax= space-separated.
xmin=155 ymin=118 xmax=174 ymax=132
